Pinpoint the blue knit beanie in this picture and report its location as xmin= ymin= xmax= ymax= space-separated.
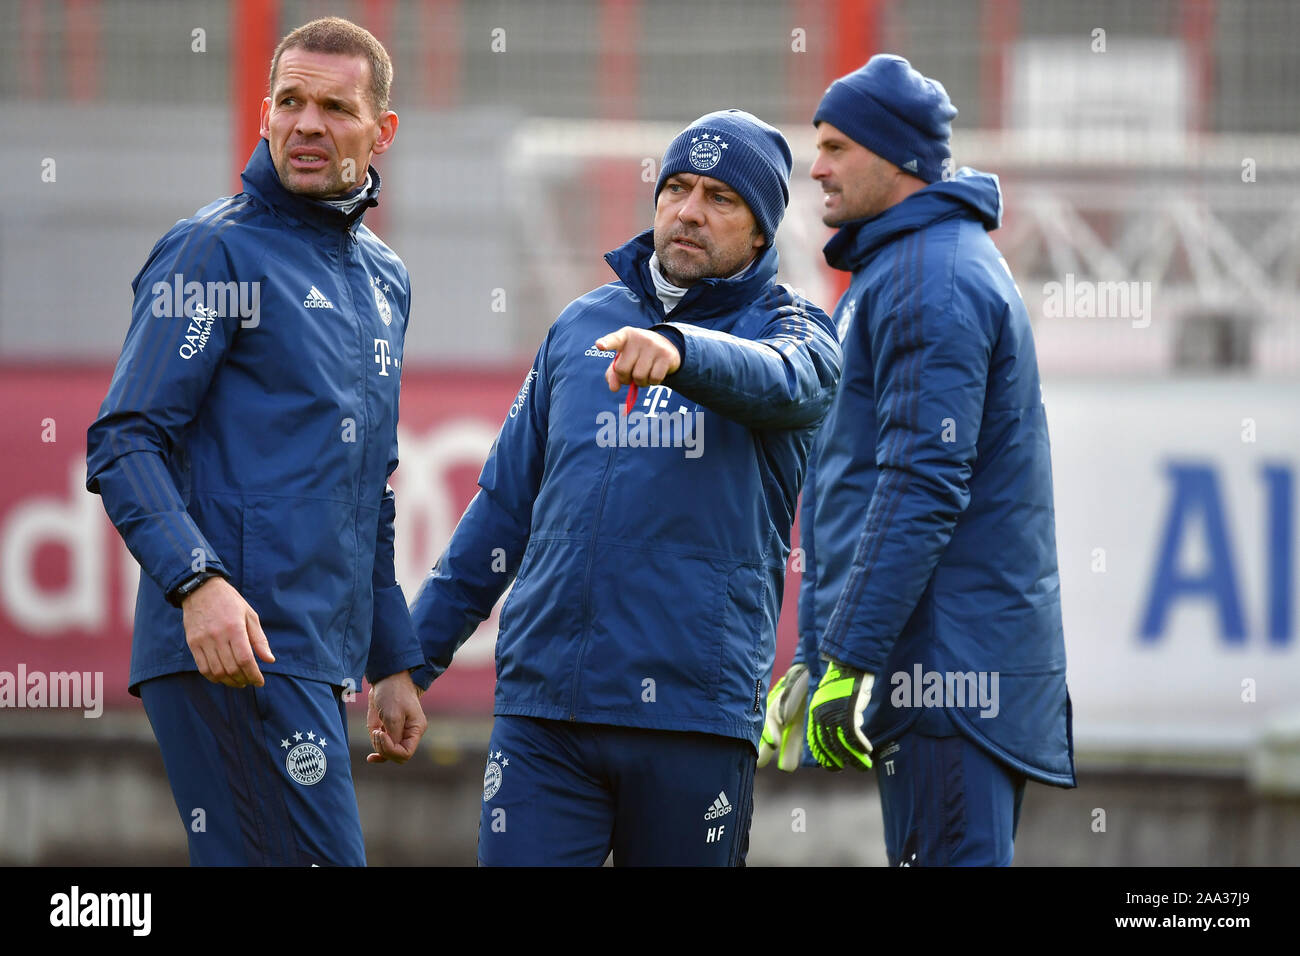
xmin=655 ymin=109 xmax=792 ymax=246
xmin=814 ymin=54 xmax=957 ymax=184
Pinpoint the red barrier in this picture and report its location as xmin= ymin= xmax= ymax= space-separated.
xmin=231 ymin=0 xmax=280 ymax=193
xmin=0 ymin=365 xmax=802 ymax=714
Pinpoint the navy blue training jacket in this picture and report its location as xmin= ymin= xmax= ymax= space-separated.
xmin=86 ymin=139 xmax=423 ymax=693
xmin=796 ymin=169 xmax=1076 ymax=786
xmin=410 ymin=231 xmax=842 ymax=747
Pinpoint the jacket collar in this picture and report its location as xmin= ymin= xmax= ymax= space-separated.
xmin=604 ymin=229 xmax=779 ymax=321
xmin=239 ymin=138 xmax=382 ymax=233
xmin=823 ymin=167 xmax=1003 ymax=273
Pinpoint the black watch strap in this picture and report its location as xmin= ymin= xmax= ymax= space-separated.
xmin=168 ymin=571 xmax=220 ymax=608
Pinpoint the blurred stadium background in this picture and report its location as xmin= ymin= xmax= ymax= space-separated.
xmin=1 ymin=0 xmax=1298 ymax=865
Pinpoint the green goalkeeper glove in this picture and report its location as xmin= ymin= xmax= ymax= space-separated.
xmin=806 ymin=659 xmax=875 ymax=771
xmin=757 ymin=663 xmax=810 ymax=771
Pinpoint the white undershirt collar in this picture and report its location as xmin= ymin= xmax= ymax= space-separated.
xmin=647 ymin=251 xmax=755 ymax=314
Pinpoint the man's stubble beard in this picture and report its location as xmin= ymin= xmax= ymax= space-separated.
xmin=654 ymin=231 xmax=755 ymax=287
xmin=282 ymin=168 xmax=345 ymax=198
xmin=657 ymin=246 xmax=711 ymax=287
xmin=272 ymin=151 xmax=352 ymax=199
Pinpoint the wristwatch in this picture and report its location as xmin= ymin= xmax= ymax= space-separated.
xmin=167 ymin=571 xmax=222 ymax=608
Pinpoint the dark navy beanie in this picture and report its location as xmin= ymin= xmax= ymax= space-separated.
xmin=814 ymin=54 xmax=957 ymax=184
xmin=654 ymin=109 xmax=792 ymax=246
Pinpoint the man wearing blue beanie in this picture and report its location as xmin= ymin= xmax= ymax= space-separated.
xmin=758 ymin=55 xmax=1077 ymax=866
xmin=653 ymin=108 xmax=794 ymax=253
xmin=409 ymin=110 xmax=842 ymax=865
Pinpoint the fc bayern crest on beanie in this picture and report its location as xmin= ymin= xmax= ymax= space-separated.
xmin=654 ymin=109 xmax=793 ymax=246
xmin=814 ymin=54 xmax=958 ymax=184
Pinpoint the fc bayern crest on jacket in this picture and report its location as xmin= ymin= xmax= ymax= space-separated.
xmin=372 ymin=274 xmax=393 ymax=326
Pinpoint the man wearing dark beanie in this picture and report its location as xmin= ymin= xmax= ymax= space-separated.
xmin=758 ymin=54 xmax=1077 ymax=866
xmin=409 ymin=109 xmax=841 ymax=865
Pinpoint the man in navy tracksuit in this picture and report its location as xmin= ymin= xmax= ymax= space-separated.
xmin=86 ymin=18 xmax=427 ymax=865
xmin=409 ymin=110 xmax=841 ymax=866
xmin=760 ymin=55 xmax=1075 ymax=866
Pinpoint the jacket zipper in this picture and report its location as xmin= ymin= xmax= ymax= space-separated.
xmin=335 ymin=229 xmax=366 ymax=664
xmin=569 ymin=445 xmax=617 ymax=719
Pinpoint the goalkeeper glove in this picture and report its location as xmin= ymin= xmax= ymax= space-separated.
xmin=806 ymin=659 xmax=875 ymax=771
xmin=757 ymin=663 xmax=810 ymax=771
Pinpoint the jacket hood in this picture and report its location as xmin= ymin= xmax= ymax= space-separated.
xmin=240 ymin=137 xmax=382 ymax=232
xmin=823 ymin=166 xmax=1002 ymax=272
xmin=604 ymin=229 xmax=780 ymax=320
